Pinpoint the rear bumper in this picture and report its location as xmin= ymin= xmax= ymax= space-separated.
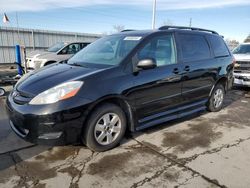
xmin=234 ymin=72 xmax=250 ymax=87
xmin=6 ymin=94 xmax=92 ymax=145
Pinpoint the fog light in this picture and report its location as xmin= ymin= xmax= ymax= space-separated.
xmin=38 ymin=132 xmax=63 ymax=140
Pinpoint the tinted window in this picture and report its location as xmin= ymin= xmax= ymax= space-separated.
xmin=138 ymin=35 xmax=176 ymax=67
xmin=179 ymin=34 xmax=210 ymax=61
xmin=209 ymin=35 xmax=229 ymax=57
xmin=60 ymin=43 xmax=81 ymax=54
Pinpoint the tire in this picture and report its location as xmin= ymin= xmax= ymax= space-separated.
xmin=207 ymin=84 xmax=225 ymax=112
xmin=82 ymin=103 xmax=127 ymax=152
xmin=0 ymin=88 xmax=5 ymax=96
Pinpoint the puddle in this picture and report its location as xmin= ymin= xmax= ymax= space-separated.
xmin=161 ymin=91 xmax=250 ymax=153
xmin=10 ymin=153 xmax=57 ymax=187
xmin=162 ymin=122 xmax=222 ymax=153
xmin=140 ymin=141 xmax=162 ymax=152
xmin=59 ymin=166 xmax=80 ymax=177
xmin=87 ymin=146 xmax=163 ymax=179
xmin=35 ymin=146 xmax=81 ymax=162
xmin=163 ymin=169 xmax=180 ymax=182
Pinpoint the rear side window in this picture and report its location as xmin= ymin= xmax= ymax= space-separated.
xmin=209 ymin=35 xmax=229 ymax=57
xmin=179 ymin=34 xmax=211 ymax=62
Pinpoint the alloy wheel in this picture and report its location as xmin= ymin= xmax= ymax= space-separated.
xmin=213 ymin=88 xmax=224 ymax=108
xmin=94 ymin=113 xmax=122 ymax=145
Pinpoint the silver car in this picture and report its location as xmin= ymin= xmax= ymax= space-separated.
xmin=26 ymin=42 xmax=90 ymax=70
xmin=233 ymin=43 xmax=250 ymax=86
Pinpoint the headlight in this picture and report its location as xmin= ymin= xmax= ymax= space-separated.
xmin=34 ymin=59 xmax=47 ymax=68
xmin=29 ymin=81 xmax=83 ymax=105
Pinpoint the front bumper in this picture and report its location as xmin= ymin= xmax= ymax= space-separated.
xmin=26 ymin=58 xmax=44 ymax=70
xmin=234 ymin=72 xmax=250 ymax=87
xmin=6 ymin=94 xmax=92 ymax=145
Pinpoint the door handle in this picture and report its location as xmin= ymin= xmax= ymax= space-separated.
xmin=184 ymin=66 xmax=190 ymax=72
xmin=172 ymin=68 xmax=179 ymax=74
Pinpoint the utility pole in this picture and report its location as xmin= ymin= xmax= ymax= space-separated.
xmin=152 ymin=0 xmax=156 ymax=29
xmin=16 ymin=12 xmax=20 ymax=44
xmin=189 ymin=18 xmax=192 ymax=27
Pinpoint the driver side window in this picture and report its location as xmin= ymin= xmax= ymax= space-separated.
xmin=138 ymin=35 xmax=176 ymax=67
xmin=60 ymin=43 xmax=81 ymax=55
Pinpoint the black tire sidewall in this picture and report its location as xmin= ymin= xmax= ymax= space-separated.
xmin=208 ymin=84 xmax=225 ymax=112
xmin=83 ymin=103 xmax=127 ymax=152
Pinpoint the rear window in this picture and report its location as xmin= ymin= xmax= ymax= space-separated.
xmin=179 ymin=34 xmax=211 ymax=62
xmin=209 ymin=35 xmax=229 ymax=57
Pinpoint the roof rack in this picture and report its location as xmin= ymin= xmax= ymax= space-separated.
xmin=120 ymin=29 xmax=135 ymax=32
xmin=158 ymin=25 xmax=218 ymax=34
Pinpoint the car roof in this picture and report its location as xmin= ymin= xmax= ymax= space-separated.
xmin=114 ymin=26 xmax=219 ymax=38
xmin=65 ymin=41 xmax=91 ymax=44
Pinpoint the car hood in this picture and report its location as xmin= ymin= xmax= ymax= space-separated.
xmin=27 ymin=50 xmax=48 ymax=58
xmin=15 ymin=63 xmax=103 ymax=96
xmin=36 ymin=52 xmax=60 ymax=60
xmin=233 ymin=54 xmax=250 ymax=61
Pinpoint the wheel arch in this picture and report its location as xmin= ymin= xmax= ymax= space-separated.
xmin=209 ymin=76 xmax=228 ymax=96
xmin=83 ymin=95 xmax=136 ymax=132
xmin=44 ymin=60 xmax=57 ymax=66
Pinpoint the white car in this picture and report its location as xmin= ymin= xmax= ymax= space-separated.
xmin=233 ymin=43 xmax=250 ymax=87
xmin=26 ymin=42 xmax=90 ymax=71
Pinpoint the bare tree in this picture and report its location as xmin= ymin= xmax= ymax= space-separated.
xmin=244 ymin=34 xmax=250 ymax=43
xmin=113 ymin=25 xmax=125 ymax=33
xmin=225 ymin=38 xmax=240 ymax=50
xmin=161 ymin=19 xmax=174 ymax=26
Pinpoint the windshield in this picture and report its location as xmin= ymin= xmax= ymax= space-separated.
xmin=47 ymin=42 xmax=66 ymax=52
xmin=233 ymin=44 xmax=250 ymax=54
xmin=68 ymin=35 xmax=142 ymax=66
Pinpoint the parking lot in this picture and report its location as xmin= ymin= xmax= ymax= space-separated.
xmin=0 ymin=87 xmax=250 ymax=188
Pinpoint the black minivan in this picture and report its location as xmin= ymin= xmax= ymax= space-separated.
xmin=6 ymin=26 xmax=234 ymax=151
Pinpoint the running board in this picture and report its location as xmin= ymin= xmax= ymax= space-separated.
xmin=136 ymin=100 xmax=207 ymax=131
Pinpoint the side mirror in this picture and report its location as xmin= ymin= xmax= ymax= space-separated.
xmin=137 ymin=58 xmax=157 ymax=70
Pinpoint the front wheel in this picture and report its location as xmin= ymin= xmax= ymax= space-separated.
xmin=0 ymin=88 xmax=5 ymax=96
xmin=82 ymin=103 xmax=127 ymax=152
xmin=207 ymin=84 xmax=225 ymax=112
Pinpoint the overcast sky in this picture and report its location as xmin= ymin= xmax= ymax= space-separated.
xmin=1 ymin=0 xmax=250 ymax=42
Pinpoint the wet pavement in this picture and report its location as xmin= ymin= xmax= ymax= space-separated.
xmin=0 ymin=88 xmax=250 ymax=188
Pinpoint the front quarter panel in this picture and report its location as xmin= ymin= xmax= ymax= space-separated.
xmin=77 ymin=67 xmax=135 ymax=101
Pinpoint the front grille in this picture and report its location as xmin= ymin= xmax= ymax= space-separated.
xmin=236 ymin=61 xmax=250 ymax=64
xmin=234 ymin=61 xmax=250 ymax=72
xmin=234 ymin=75 xmax=250 ymax=81
xmin=12 ymin=90 xmax=34 ymax=105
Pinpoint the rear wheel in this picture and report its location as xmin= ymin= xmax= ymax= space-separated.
xmin=82 ymin=103 xmax=127 ymax=152
xmin=207 ymin=84 xmax=225 ymax=112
